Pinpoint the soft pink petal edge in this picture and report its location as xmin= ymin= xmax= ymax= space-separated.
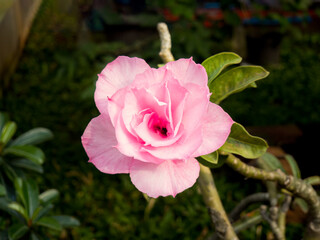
xmin=165 ymin=58 xmax=208 ymax=87
xmin=192 ymin=102 xmax=234 ymax=157
xmin=81 ymin=114 xmax=133 ymax=174
xmin=130 ymin=158 xmax=200 ymax=198
xmin=94 ymin=56 xmax=150 ymax=115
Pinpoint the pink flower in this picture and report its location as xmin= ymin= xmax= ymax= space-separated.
xmin=81 ymin=56 xmax=233 ymax=198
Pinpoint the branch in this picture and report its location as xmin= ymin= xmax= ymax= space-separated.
xmin=229 ymin=192 xmax=270 ymax=222
xmin=157 ymin=22 xmax=175 ymax=63
xmin=197 ymin=164 xmax=238 ymax=240
xmin=225 ymin=153 xmax=320 ymax=239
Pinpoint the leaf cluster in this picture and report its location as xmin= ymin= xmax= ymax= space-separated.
xmin=0 ymin=113 xmax=79 ymax=240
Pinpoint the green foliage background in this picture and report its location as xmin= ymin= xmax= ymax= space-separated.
xmin=1 ymin=0 xmax=320 ymax=238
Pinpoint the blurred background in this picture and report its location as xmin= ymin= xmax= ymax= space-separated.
xmin=1 ymin=0 xmax=320 ymax=239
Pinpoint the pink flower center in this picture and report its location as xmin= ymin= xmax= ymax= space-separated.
xmin=148 ymin=113 xmax=170 ymax=138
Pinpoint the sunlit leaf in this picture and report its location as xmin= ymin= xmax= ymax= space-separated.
xmin=0 ymin=121 xmax=17 ymax=147
xmin=39 ymin=189 xmax=59 ymax=204
xmin=3 ymin=145 xmax=45 ymax=165
xmin=9 ymin=128 xmax=53 ymax=146
xmin=209 ymin=66 xmax=269 ymax=104
xmin=202 ymin=52 xmax=242 ymax=84
xmin=220 ymin=122 xmax=268 ymax=159
xmin=8 ymin=202 xmax=28 ymax=220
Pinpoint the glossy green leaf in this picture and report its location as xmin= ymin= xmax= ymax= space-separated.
xmin=10 ymin=159 xmax=43 ymax=174
xmin=197 ymin=151 xmax=218 ymax=168
xmin=220 ymin=122 xmax=268 ymax=159
xmin=8 ymin=223 xmax=29 ymax=240
xmin=9 ymin=128 xmax=53 ymax=146
xmin=8 ymin=202 xmax=28 ymax=220
xmin=209 ymin=66 xmax=269 ymax=104
xmin=3 ymin=163 xmax=18 ymax=181
xmin=39 ymin=189 xmax=59 ymax=204
xmin=0 ymin=121 xmax=17 ymax=147
xmin=52 ymin=215 xmax=80 ymax=228
xmin=258 ymin=152 xmax=285 ymax=172
xmin=32 ymin=204 xmax=54 ymax=222
xmin=3 ymin=145 xmax=45 ymax=165
xmin=304 ymin=176 xmax=320 ymax=185
xmin=36 ymin=216 xmax=62 ymax=231
xmin=14 ymin=178 xmax=39 ymax=218
xmin=285 ymin=154 xmax=301 ymax=178
xmin=202 ymin=52 xmax=242 ymax=84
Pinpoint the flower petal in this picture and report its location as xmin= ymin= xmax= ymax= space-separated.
xmin=130 ymin=158 xmax=200 ymax=198
xmin=95 ymin=56 xmax=150 ymax=114
xmin=81 ymin=114 xmax=133 ymax=174
xmin=192 ymin=102 xmax=233 ymax=157
xmin=165 ymin=58 xmax=208 ymax=87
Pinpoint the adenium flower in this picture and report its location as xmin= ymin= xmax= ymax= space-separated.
xmin=81 ymin=56 xmax=233 ymax=198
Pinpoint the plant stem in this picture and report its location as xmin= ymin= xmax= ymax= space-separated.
xmin=225 ymin=153 xmax=320 ymax=240
xmin=197 ymin=164 xmax=238 ymax=240
xmin=157 ymin=22 xmax=175 ymax=63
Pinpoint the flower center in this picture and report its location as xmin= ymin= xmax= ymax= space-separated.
xmin=148 ymin=113 xmax=169 ymax=138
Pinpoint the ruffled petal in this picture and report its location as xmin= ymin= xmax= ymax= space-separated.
xmin=165 ymin=58 xmax=208 ymax=87
xmin=192 ymin=102 xmax=233 ymax=157
xmin=130 ymin=158 xmax=200 ymax=198
xmin=95 ymin=56 xmax=150 ymax=114
xmin=81 ymin=114 xmax=133 ymax=174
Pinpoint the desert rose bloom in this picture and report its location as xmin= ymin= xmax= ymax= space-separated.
xmin=81 ymin=56 xmax=233 ymax=198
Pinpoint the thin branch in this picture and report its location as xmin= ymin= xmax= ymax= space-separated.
xmin=229 ymin=192 xmax=270 ymax=222
xmin=157 ymin=22 xmax=175 ymax=63
xmin=225 ymin=153 xmax=320 ymax=239
xmin=260 ymin=205 xmax=284 ymax=240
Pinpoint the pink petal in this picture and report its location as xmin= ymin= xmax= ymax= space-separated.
xmin=192 ymin=102 xmax=233 ymax=157
xmin=81 ymin=114 xmax=133 ymax=174
xmin=165 ymin=58 xmax=208 ymax=87
xmin=130 ymin=158 xmax=200 ymax=198
xmin=95 ymin=56 xmax=150 ymax=114
xmin=132 ymin=66 xmax=168 ymax=89
xmin=115 ymin=113 xmax=164 ymax=164
xmin=142 ymin=125 xmax=202 ymax=160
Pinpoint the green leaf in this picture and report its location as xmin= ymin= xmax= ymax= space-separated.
xmin=14 ymin=178 xmax=39 ymax=218
xmin=8 ymin=202 xmax=28 ymax=220
xmin=258 ymin=152 xmax=285 ymax=172
xmin=9 ymin=128 xmax=53 ymax=146
xmin=304 ymin=176 xmax=320 ymax=186
xmin=4 ymin=145 xmax=45 ymax=165
xmin=52 ymin=215 xmax=80 ymax=228
xmin=201 ymin=151 xmax=219 ymax=164
xmin=36 ymin=216 xmax=62 ymax=231
xmin=0 ymin=112 xmax=9 ymax=132
xmin=10 ymin=159 xmax=43 ymax=174
xmin=8 ymin=223 xmax=29 ymax=240
xmin=0 ymin=184 xmax=5 ymax=196
xmin=0 ymin=121 xmax=17 ymax=147
xmin=32 ymin=204 xmax=54 ymax=222
xmin=39 ymin=189 xmax=59 ymax=204
xmin=202 ymin=52 xmax=242 ymax=84
xmin=209 ymin=66 xmax=269 ymax=104
xmin=220 ymin=122 xmax=268 ymax=159
xmin=284 ymin=154 xmax=301 ymax=178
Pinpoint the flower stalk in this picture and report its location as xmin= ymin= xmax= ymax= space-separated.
xmin=197 ymin=164 xmax=239 ymax=240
